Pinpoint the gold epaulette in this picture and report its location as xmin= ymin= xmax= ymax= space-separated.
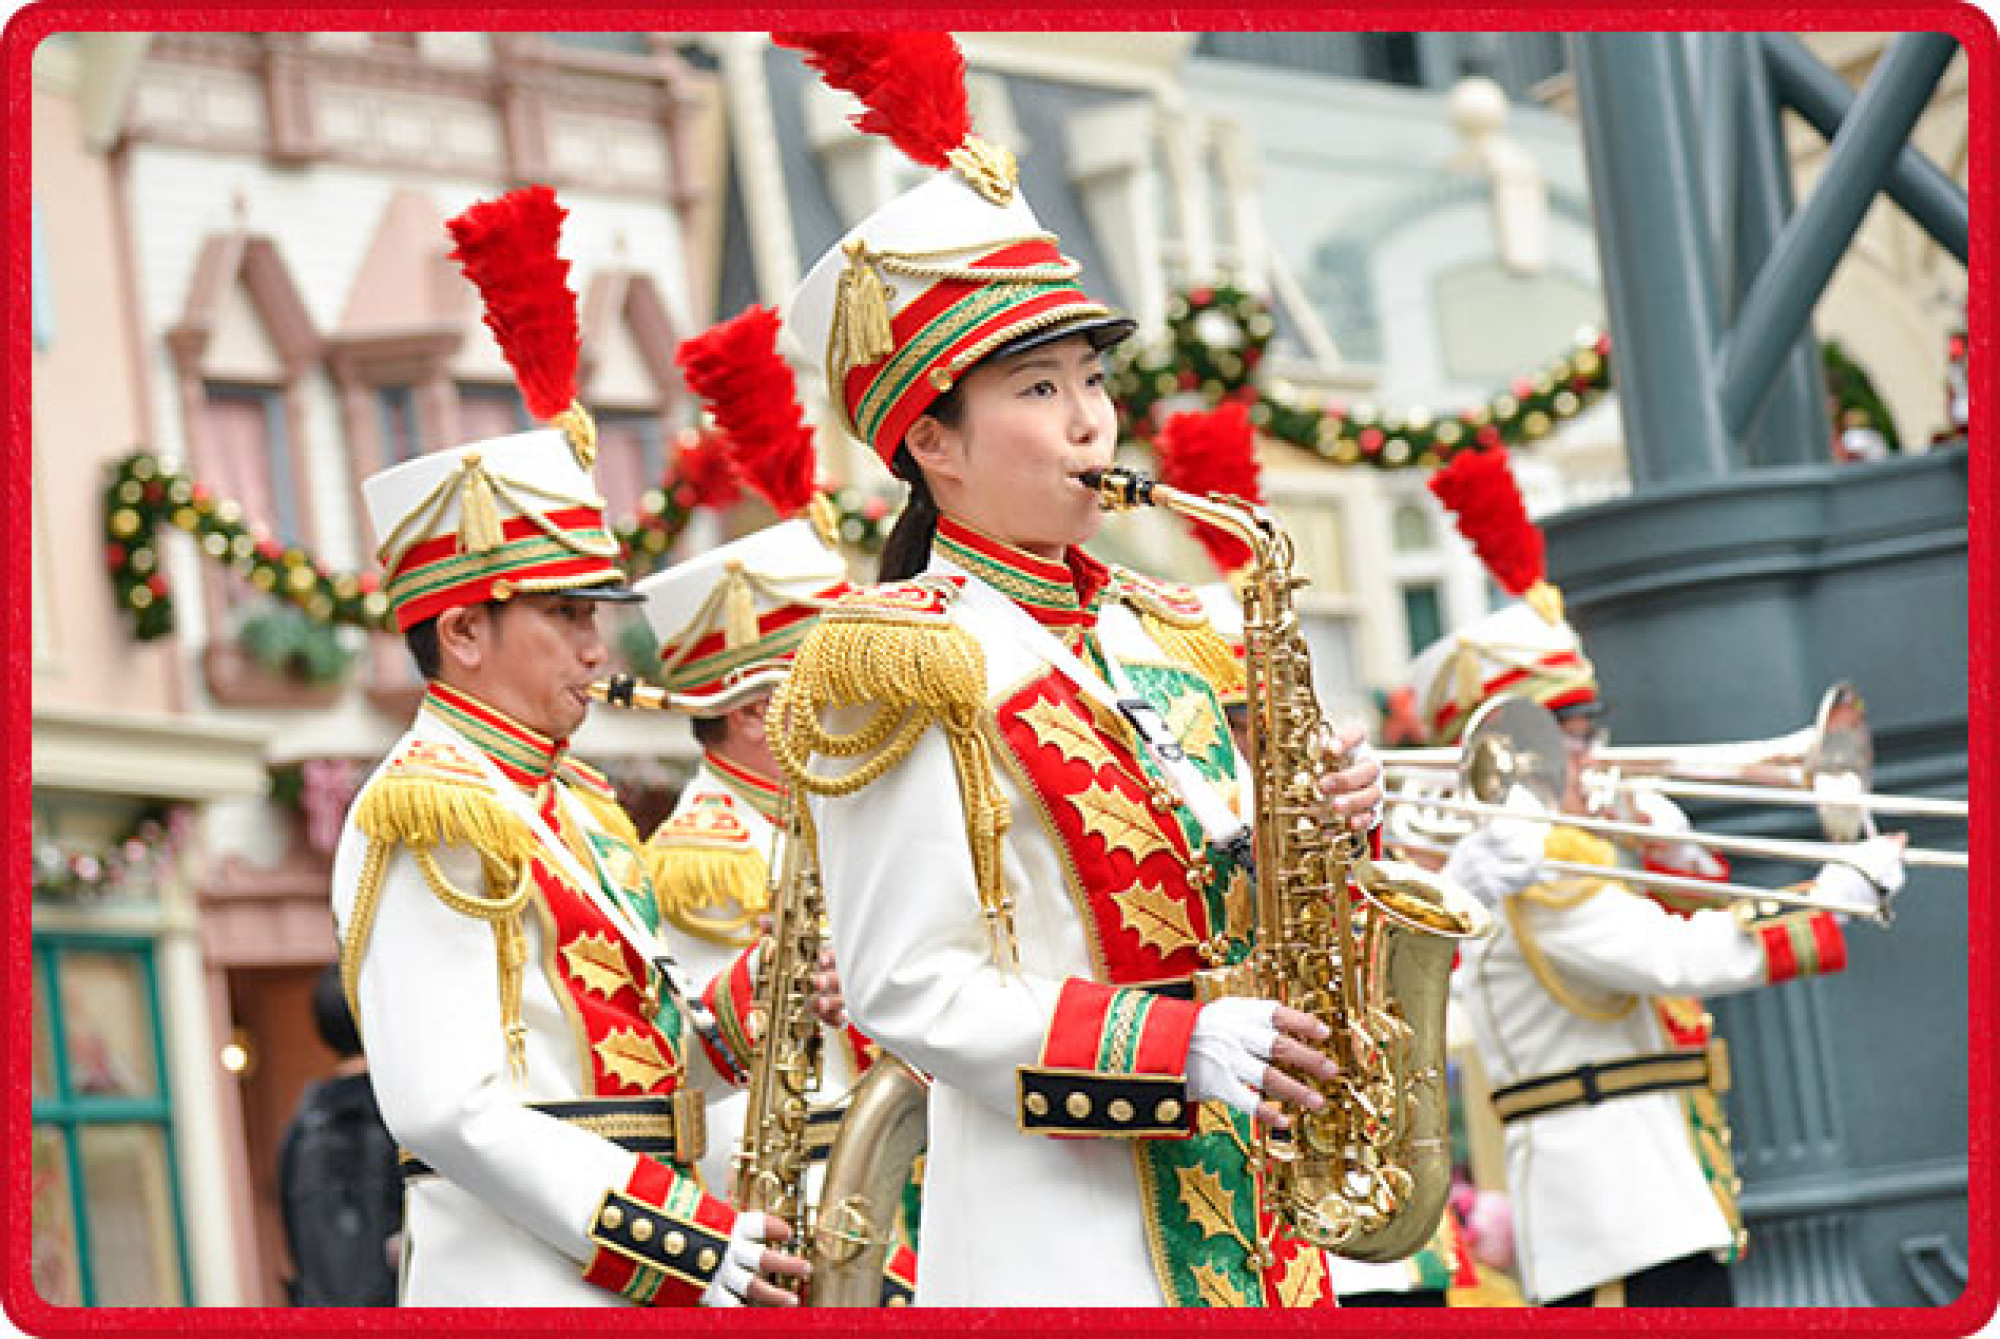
xmin=343 ymin=737 xmax=539 ymax=1077
xmin=768 ymin=576 xmax=1019 ymax=964
xmin=646 ymin=793 xmax=769 ymax=943
xmin=1109 ymin=566 xmax=1245 ymax=701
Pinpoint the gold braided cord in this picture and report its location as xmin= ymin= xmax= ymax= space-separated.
xmin=415 ymin=848 xmax=536 ymax=1078
xmin=767 ymin=608 xmax=1018 ymax=962
xmin=373 ymin=454 xmax=612 ymax=572
xmin=338 ymin=838 xmax=393 ymax=1037
xmin=1503 ymin=891 xmax=1638 ymax=1024
xmin=937 ymin=304 xmax=1113 ymax=388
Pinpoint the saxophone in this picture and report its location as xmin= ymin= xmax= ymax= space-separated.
xmin=730 ymin=793 xmax=825 ymax=1289
xmin=1083 ymin=466 xmax=1492 ymax=1261
xmin=733 ymin=793 xmax=928 ymax=1305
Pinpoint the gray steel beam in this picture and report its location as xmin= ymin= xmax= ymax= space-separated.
xmin=1572 ymin=33 xmax=1732 ymax=484
xmin=1717 ymin=33 xmax=1960 ymax=436
xmin=1762 ymin=32 xmax=1968 ymax=264
xmin=1732 ymin=30 xmax=1832 ymax=467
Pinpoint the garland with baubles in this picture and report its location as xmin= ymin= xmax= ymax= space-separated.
xmin=105 ymin=444 xmax=894 ymax=642
xmin=1109 ymin=282 xmax=1615 ymax=469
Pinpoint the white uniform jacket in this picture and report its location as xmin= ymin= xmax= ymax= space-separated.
xmin=331 ymin=690 xmax=750 ymax=1306
xmin=1456 ymin=827 xmax=1849 ymax=1302
xmin=781 ymin=525 xmax=1339 ymax=1308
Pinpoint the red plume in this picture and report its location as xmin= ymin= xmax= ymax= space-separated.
xmin=773 ymin=33 xmax=971 ymax=172
xmin=675 ymin=305 xmax=818 ymax=518
xmin=445 ymin=185 xmax=580 ymax=423
xmin=1427 ymin=447 xmax=1545 ymax=597
xmin=1156 ymin=401 xmax=1264 ymax=575
xmin=670 ymin=428 xmax=743 ymax=511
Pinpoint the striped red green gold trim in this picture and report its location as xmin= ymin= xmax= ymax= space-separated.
xmin=839 ymin=239 xmax=1107 ymax=460
xmin=935 ymin=515 xmax=1108 ymax=637
xmin=1755 ymin=907 xmax=1847 ymax=983
xmin=658 ymin=588 xmax=846 ymax=699
xmin=704 ymin=752 xmax=787 ymax=826
xmin=698 ymin=941 xmax=760 ymax=1086
xmin=386 ymin=505 xmax=625 ymax=630
xmin=420 ymin=681 xmax=562 ymax=791
xmin=1041 ymin=979 xmax=1198 ymax=1077
xmin=1430 ymin=651 xmax=1599 ymax=743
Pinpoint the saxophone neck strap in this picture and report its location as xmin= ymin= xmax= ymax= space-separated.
xmin=942 ymin=557 xmax=1253 ymax=862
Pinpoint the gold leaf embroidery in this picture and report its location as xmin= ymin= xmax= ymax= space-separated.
xmin=1190 ymin=1258 xmax=1256 ymax=1308
xmin=1273 ymin=1244 xmax=1327 ymax=1308
xmin=1112 ymin=875 xmax=1200 ymax=956
xmin=1223 ymin=864 xmax=1255 ymax=939
xmin=562 ymin=930 xmax=633 ymax=1001
xmin=594 ymin=1026 xmax=674 ymax=1092
xmin=1164 ymin=693 xmax=1224 ymax=764
xmin=1176 ymin=1162 xmax=1245 ymax=1246
xmin=1071 ymin=779 xmax=1175 ymax=868
xmin=1018 ymin=696 xmax=1114 ymax=774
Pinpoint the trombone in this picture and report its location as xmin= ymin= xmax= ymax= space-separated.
xmin=1379 ymin=697 xmax=1964 ymax=924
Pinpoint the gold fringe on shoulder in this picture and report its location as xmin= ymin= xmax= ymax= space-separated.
xmin=648 ymin=839 xmax=771 ymax=919
xmin=350 ymin=772 xmax=541 ymax=1079
xmin=768 ymin=604 xmax=1019 ymax=964
xmin=566 ymin=782 xmax=644 ymax=852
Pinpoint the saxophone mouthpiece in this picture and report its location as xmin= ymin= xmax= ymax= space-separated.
xmin=1078 ymin=466 xmax=1154 ymax=511
xmin=589 ymin=674 xmax=648 ymax=708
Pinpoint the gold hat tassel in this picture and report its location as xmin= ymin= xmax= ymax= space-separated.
xmin=831 ymin=239 xmax=896 ymax=381
xmin=457 ymin=455 xmax=506 ymax=555
xmin=721 ymin=562 xmax=761 ymax=649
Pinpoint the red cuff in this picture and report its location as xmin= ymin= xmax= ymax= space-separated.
xmin=1018 ymin=979 xmax=1200 ymax=1137
xmin=1755 ymin=908 xmax=1847 ymax=984
xmin=582 ymin=1154 xmax=738 ymax=1306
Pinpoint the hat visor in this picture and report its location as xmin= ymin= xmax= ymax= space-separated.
xmin=563 ymin=580 xmax=647 ymax=605
xmin=988 ymin=313 xmax=1137 ymax=363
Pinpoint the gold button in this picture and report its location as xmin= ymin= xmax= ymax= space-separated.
xmin=601 ymin=1204 xmax=625 ymax=1230
xmin=491 ymin=578 xmax=515 ymax=600
xmin=928 ymin=368 xmax=953 ymax=392
xmin=1109 ymin=1098 xmax=1135 ymax=1123
xmin=890 ymin=1295 xmax=910 ymax=1307
xmin=697 ymin=1247 xmax=719 ymax=1273
xmin=1066 ymin=1092 xmax=1092 ymax=1120
xmin=664 ymin=1231 xmax=687 ymax=1257
xmin=1025 ymin=1092 xmax=1049 ymax=1117
xmin=632 ymin=1218 xmax=654 ymax=1243
xmin=1155 ymin=1098 xmax=1183 ymax=1123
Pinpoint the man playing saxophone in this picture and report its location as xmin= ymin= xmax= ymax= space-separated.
xmin=765 ymin=33 xmax=1388 ymax=1306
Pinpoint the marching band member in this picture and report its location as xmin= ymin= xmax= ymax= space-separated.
xmin=1407 ymin=447 xmax=1905 ymax=1307
xmin=765 ymin=33 xmax=1383 ymax=1306
xmin=330 ymin=186 xmax=807 ymax=1307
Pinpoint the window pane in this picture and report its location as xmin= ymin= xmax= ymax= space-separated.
xmin=376 ymin=386 xmax=422 ymax=466
xmin=58 ymin=950 xmax=159 ymax=1100
xmin=31 ymin=1127 xmax=82 ymax=1306
xmin=1402 ymin=583 xmax=1444 ymax=656
xmin=33 ymin=962 xmax=58 ymax=1100
xmin=78 ymin=1125 xmax=185 ymax=1306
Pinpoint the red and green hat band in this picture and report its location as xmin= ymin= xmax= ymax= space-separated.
xmin=842 ymin=239 xmax=1105 ymax=463
xmin=385 ymin=504 xmax=622 ymax=630
xmin=657 ymin=582 xmax=852 ymax=699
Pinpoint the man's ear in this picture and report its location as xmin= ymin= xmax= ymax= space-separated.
xmin=731 ymin=697 xmax=768 ymax=744
xmin=904 ymin=413 xmax=962 ymax=488
xmin=434 ymin=603 xmax=488 ymax=673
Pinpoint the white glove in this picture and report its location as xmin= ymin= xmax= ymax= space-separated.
xmin=698 ymin=1212 xmax=772 ymax=1307
xmin=1443 ymin=798 xmax=1547 ymax=909
xmin=1811 ymin=835 xmax=1907 ymax=920
xmin=1186 ymin=997 xmax=1279 ymax=1118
